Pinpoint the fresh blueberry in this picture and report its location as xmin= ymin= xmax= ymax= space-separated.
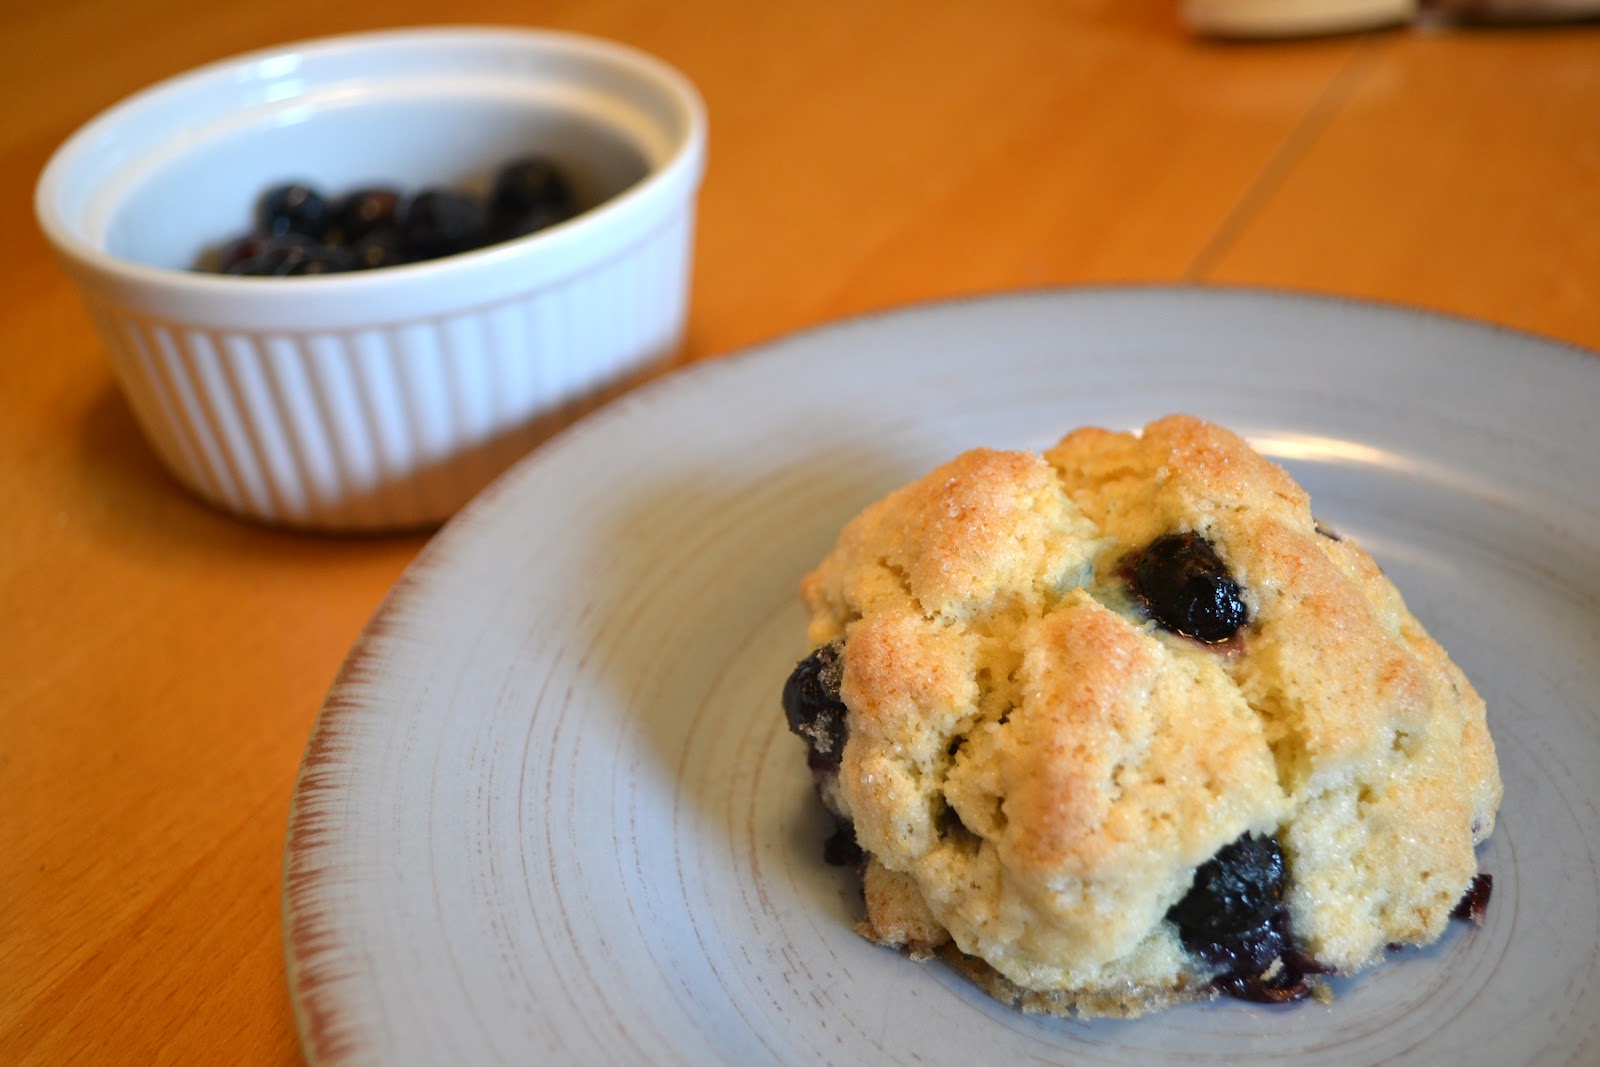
xmin=402 ymin=188 xmax=489 ymax=259
xmin=214 ymin=233 xmax=271 ymax=273
xmin=490 ymin=155 xmax=575 ymax=238
xmin=349 ymin=230 xmax=408 ymax=271
xmin=223 ymin=233 xmax=318 ymax=276
xmin=283 ymin=244 xmax=356 ymax=276
xmin=333 ymin=186 xmax=403 ymax=244
xmin=256 ymin=183 xmax=331 ymax=240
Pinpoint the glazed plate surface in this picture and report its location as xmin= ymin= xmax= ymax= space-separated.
xmin=284 ymin=287 xmax=1600 ymax=1066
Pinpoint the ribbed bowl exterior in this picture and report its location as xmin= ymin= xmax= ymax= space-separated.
xmin=36 ymin=27 xmax=707 ymax=531
xmin=88 ymin=213 xmax=692 ymax=530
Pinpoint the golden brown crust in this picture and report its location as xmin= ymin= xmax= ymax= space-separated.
xmin=800 ymin=447 xmax=1104 ymax=643
xmin=859 ymin=857 xmax=952 ymax=958
xmin=936 ymin=944 xmax=1217 ymax=1019
xmin=796 ymin=414 xmax=1501 ymax=1016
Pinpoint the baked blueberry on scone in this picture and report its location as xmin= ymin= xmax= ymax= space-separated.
xmin=783 ymin=415 xmax=1501 ymax=1018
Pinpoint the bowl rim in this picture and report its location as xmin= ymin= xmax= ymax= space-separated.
xmin=33 ymin=24 xmax=707 ymax=328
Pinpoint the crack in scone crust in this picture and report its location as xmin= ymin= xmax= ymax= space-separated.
xmin=794 ymin=415 xmax=1502 ymax=1017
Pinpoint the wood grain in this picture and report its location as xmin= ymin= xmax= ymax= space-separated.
xmin=2 ymin=1 xmax=1596 ymax=1063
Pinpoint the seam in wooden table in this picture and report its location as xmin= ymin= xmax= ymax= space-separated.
xmin=1185 ymin=34 xmax=1389 ymax=282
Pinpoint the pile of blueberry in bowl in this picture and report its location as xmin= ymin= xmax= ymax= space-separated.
xmin=206 ymin=156 xmax=580 ymax=276
xmin=33 ymin=26 xmax=706 ymax=531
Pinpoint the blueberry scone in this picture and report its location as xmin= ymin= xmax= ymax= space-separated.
xmin=782 ymin=415 xmax=1501 ymax=1017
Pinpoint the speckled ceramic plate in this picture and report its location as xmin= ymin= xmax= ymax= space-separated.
xmin=283 ymin=287 xmax=1600 ymax=1066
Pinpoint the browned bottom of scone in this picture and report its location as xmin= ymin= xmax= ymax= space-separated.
xmin=936 ymin=945 xmax=1224 ymax=1019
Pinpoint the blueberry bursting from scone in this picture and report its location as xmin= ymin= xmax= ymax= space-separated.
xmin=782 ymin=415 xmax=1501 ymax=1018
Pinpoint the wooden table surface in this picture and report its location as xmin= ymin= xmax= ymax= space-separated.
xmin=4 ymin=1 xmax=1597 ymax=1062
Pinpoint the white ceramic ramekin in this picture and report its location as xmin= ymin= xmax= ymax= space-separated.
xmin=36 ymin=26 xmax=706 ymax=531
xmin=1183 ymin=0 xmax=1415 ymax=36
